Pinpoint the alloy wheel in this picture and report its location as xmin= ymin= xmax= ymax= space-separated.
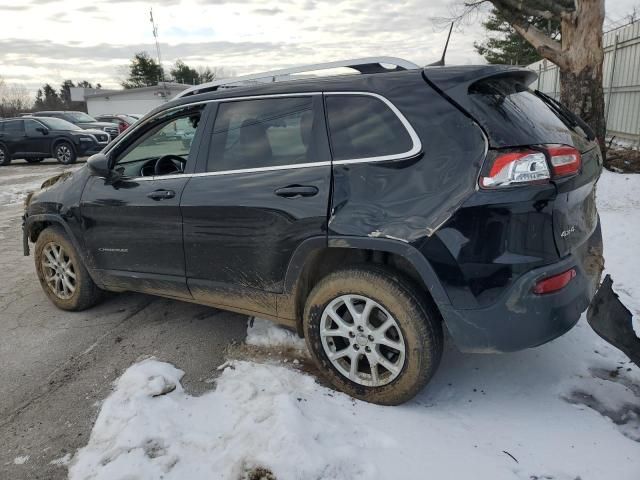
xmin=320 ymin=294 xmax=406 ymax=387
xmin=41 ymin=242 xmax=76 ymax=299
xmin=56 ymin=145 xmax=71 ymax=163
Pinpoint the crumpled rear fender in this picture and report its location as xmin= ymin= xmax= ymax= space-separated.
xmin=587 ymin=275 xmax=640 ymax=367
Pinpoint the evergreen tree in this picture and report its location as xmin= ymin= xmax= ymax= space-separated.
xmin=170 ymin=60 xmax=200 ymax=85
xmin=122 ymin=52 xmax=164 ymax=88
xmin=474 ymin=8 xmax=560 ymax=65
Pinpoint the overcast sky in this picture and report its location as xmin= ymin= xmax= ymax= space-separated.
xmin=1 ymin=0 xmax=639 ymax=95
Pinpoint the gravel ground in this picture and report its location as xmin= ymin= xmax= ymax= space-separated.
xmin=0 ymin=159 xmax=247 ymax=479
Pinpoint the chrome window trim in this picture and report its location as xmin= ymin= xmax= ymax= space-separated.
xmin=110 ymin=91 xmax=422 ymax=181
xmin=324 ymin=91 xmax=422 ymax=165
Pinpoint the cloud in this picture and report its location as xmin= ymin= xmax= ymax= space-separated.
xmin=0 ymin=0 xmax=490 ymax=95
xmin=253 ymin=7 xmax=283 ymax=15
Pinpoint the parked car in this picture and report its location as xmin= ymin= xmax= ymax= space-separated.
xmin=0 ymin=116 xmax=110 ymax=165
xmin=31 ymin=111 xmax=119 ymax=140
xmin=94 ymin=114 xmax=138 ymax=135
xmin=22 ymin=58 xmax=604 ymax=405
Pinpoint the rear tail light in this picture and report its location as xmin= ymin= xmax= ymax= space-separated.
xmin=533 ymin=268 xmax=576 ymax=294
xmin=547 ymin=145 xmax=581 ymax=177
xmin=118 ymin=122 xmax=127 ymax=134
xmin=480 ymin=145 xmax=581 ymax=189
xmin=480 ymin=151 xmax=549 ymax=188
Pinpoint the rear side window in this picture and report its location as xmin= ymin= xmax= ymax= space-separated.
xmin=208 ymin=96 xmax=327 ymax=172
xmin=325 ymin=94 xmax=414 ymax=161
xmin=3 ymin=120 xmax=24 ymax=134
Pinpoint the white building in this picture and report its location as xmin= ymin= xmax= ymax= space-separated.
xmin=81 ymin=83 xmax=189 ymax=117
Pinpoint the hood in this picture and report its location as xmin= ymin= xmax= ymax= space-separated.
xmin=78 ymin=121 xmax=114 ymax=129
xmin=80 ymin=128 xmax=110 ymax=136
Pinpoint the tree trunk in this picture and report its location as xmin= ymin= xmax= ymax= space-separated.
xmin=558 ymin=0 xmax=607 ymax=159
xmin=560 ymin=67 xmax=606 ymax=148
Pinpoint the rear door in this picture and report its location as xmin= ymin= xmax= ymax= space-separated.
xmin=0 ymin=120 xmax=25 ymax=155
xmin=181 ymin=94 xmax=331 ymax=315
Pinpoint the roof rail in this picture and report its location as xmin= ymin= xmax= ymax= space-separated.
xmin=174 ymin=56 xmax=420 ymax=99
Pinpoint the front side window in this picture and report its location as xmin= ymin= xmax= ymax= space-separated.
xmin=208 ymin=96 xmax=321 ymax=172
xmin=113 ymin=107 xmax=203 ymax=177
xmin=25 ymin=119 xmax=44 ymax=136
xmin=325 ymin=94 xmax=414 ymax=161
xmin=65 ymin=112 xmax=96 ymax=123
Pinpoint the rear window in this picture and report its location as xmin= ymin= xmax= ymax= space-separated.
xmin=469 ymin=78 xmax=582 ymax=138
xmin=325 ymin=94 xmax=413 ymax=161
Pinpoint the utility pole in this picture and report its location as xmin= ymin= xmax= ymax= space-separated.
xmin=149 ymin=8 xmax=168 ymax=99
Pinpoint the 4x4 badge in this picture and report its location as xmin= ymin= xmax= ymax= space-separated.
xmin=561 ymin=226 xmax=576 ymax=238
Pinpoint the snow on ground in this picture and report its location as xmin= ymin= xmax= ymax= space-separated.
xmin=68 ymin=171 xmax=640 ymax=480
xmin=597 ymin=171 xmax=640 ymax=337
xmin=0 ymin=166 xmax=73 ymax=206
xmin=246 ymin=317 xmax=307 ymax=352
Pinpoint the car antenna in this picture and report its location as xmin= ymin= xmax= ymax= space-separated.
xmin=426 ymin=22 xmax=454 ymax=67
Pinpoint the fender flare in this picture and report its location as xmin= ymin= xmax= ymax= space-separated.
xmin=23 ymin=214 xmax=83 ymax=260
xmin=283 ymin=235 xmax=451 ymax=308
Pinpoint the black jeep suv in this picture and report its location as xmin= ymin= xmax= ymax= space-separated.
xmin=0 ymin=117 xmax=110 ymax=165
xmin=31 ymin=111 xmax=120 ymax=139
xmin=22 ymin=60 xmax=604 ymax=404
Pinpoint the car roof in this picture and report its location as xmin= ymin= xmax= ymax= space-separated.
xmin=156 ymin=64 xmax=532 ymax=115
xmin=162 ymin=69 xmax=423 ymax=110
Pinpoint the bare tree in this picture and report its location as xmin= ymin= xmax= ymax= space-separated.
xmin=451 ymin=1 xmax=606 ymax=152
xmin=0 ymin=77 xmax=32 ymax=118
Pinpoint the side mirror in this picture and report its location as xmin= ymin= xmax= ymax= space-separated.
xmin=36 ymin=127 xmax=49 ymax=135
xmin=87 ymin=153 xmax=112 ymax=178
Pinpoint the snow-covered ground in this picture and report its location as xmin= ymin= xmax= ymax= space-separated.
xmin=64 ymin=171 xmax=640 ymax=479
xmin=0 ymin=164 xmax=76 ymax=207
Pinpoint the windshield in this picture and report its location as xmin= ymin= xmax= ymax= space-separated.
xmin=36 ymin=117 xmax=82 ymax=131
xmin=64 ymin=112 xmax=97 ymax=122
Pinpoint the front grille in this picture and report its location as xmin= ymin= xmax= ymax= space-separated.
xmin=104 ymin=126 xmax=118 ymax=137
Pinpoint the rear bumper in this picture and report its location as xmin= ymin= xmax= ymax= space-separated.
xmin=441 ymin=221 xmax=603 ymax=353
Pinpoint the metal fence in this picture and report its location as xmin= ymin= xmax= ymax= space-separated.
xmin=528 ymin=20 xmax=640 ymax=144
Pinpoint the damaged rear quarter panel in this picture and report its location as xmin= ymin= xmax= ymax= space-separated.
xmin=328 ymin=76 xmax=487 ymax=247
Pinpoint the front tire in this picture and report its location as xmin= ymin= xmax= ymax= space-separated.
xmin=303 ymin=265 xmax=443 ymax=405
xmin=0 ymin=144 xmax=11 ymax=166
xmin=35 ymin=226 xmax=103 ymax=311
xmin=54 ymin=142 xmax=76 ymax=165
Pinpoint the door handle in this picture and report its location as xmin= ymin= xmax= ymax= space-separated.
xmin=147 ymin=189 xmax=175 ymax=200
xmin=274 ymin=185 xmax=319 ymax=198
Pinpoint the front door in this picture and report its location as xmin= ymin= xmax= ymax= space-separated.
xmin=80 ymin=104 xmax=209 ymax=299
xmin=181 ymin=95 xmax=332 ymax=315
xmin=24 ymin=119 xmax=52 ymax=156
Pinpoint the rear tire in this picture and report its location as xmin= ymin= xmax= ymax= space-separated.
xmin=54 ymin=142 xmax=76 ymax=165
xmin=26 ymin=157 xmax=45 ymax=163
xmin=303 ymin=265 xmax=443 ymax=405
xmin=0 ymin=144 xmax=11 ymax=166
xmin=34 ymin=226 xmax=103 ymax=311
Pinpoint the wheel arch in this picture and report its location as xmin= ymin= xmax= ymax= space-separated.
xmin=282 ymin=236 xmax=451 ymax=336
xmin=51 ymin=137 xmax=76 ymax=157
xmin=25 ymin=215 xmax=82 ymax=258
